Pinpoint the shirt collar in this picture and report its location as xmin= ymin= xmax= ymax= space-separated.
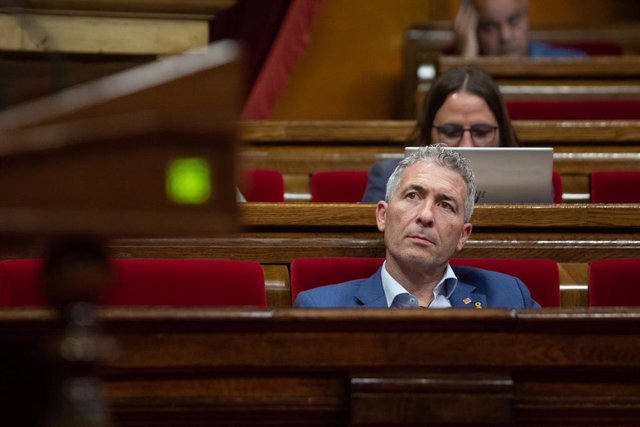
xmin=381 ymin=261 xmax=458 ymax=308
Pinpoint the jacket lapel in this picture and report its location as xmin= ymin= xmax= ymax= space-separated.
xmin=354 ymin=268 xmax=388 ymax=307
xmin=450 ymin=281 xmax=487 ymax=309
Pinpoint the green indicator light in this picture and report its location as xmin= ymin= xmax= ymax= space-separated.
xmin=166 ymin=158 xmax=212 ymax=204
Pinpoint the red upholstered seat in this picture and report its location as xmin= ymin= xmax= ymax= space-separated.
xmin=0 ymin=258 xmax=267 ymax=307
xmin=507 ymin=99 xmax=640 ymax=120
xmin=590 ymin=171 xmax=640 ymax=203
xmin=450 ymin=258 xmax=561 ymax=307
xmin=0 ymin=259 xmax=45 ymax=307
xmin=589 ymin=258 xmax=640 ymax=307
xmin=243 ymin=169 xmax=285 ymax=202
xmin=311 ymin=170 xmax=369 ymax=202
xmin=552 ymin=171 xmax=563 ymax=203
xmin=290 ymin=257 xmax=384 ymax=303
xmin=290 ymin=257 xmax=560 ymax=307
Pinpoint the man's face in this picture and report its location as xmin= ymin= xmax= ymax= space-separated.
xmin=474 ymin=0 xmax=529 ymax=56
xmin=376 ymin=162 xmax=472 ymax=274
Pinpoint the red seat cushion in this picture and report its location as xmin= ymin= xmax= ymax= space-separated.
xmin=0 ymin=259 xmax=46 ymax=307
xmin=552 ymin=171 xmax=563 ymax=203
xmin=0 ymin=258 xmax=266 ymax=307
xmin=243 ymin=169 xmax=285 ymax=202
xmin=590 ymin=171 xmax=640 ymax=203
xmin=546 ymin=41 xmax=623 ymax=56
xmin=450 ymin=258 xmax=560 ymax=307
xmin=589 ymin=258 xmax=640 ymax=306
xmin=311 ymin=170 xmax=369 ymax=202
xmin=290 ymin=257 xmax=384 ymax=303
xmin=507 ymin=99 xmax=640 ymax=120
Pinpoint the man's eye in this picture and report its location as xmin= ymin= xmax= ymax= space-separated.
xmin=478 ymin=21 xmax=499 ymax=32
xmin=406 ymin=192 xmax=418 ymax=199
xmin=440 ymin=201 xmax=454 ymax=211
xmin=508 ymin=14 xmax=523 ymax=27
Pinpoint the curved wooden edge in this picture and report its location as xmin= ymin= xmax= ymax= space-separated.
xmin=239 ymin=203 xmax=640 ymax=228
xmin=439 ymin=55 xmax=640 ymax=77
xmin=2 ymin=306 xmax=639 ymax=334
xmin=239 ymin=120 xmax=640 ymax=144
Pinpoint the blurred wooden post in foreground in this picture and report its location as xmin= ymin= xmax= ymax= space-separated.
xmin=0 ymin=39 xmax=244 ymax=425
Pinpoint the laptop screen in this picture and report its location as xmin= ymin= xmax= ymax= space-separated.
xmin=403 ymin=147 xmax=554 ymax=204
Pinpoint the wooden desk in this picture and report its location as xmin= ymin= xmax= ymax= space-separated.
xmin=2 ymin=307 xmax=639 ymax=426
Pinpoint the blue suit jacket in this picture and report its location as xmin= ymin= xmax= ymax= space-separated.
xmin=362 ymin=158 xmax=399 ymax=203
xmin=294 ymin=266 xmax=541 ymax=309
xmin=528 ymin=41 xmax=586 ymax=57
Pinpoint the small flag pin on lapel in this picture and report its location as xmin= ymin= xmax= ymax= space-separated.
xmin=463 ymin=297 xmax=472 ymax=305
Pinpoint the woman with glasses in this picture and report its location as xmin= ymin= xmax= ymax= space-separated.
xmin=361 ymin=65 xmax=518 ymax=203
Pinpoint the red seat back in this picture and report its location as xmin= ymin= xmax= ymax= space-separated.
xmin=589 ymin=258 xmax=640 ymax=306
xmin=552 ymin=171 xmax=563 ymax=203
xmin=0 ymin=259 xmax=45 ymax=306
xmin=243 ymin=169 xmax=285 ymax=202
xmin=546 ymin=41 xmax=623 ymax=56
xmin=507 ymin=99 xmax=640 ymax=120
xmin=450 ymin=258 xmax=561 ymax=307
xmin=290 ymin=257 xmax=384 ymax=303
xmin=0 ymin=258 xmax=267 ymax=307
xmin=311 ymin=170 xmax=369 ymax=202
xmin=590 ymin=171 xmax=640 ymax=203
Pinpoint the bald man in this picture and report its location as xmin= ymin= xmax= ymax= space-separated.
xmin=455 ymin=0 xmax=585 ymax=57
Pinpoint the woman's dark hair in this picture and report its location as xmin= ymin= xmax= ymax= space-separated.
xmin=415 ymin=65 xmax=519 ymax=147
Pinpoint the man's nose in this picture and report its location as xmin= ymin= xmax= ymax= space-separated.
xmin=499 ymin=22 xmax=513 ymax=43
xmin=416 ymin=201 xmax=435 ymax=226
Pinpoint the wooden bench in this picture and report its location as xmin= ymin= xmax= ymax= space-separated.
xmin=240 ymin=120 xmax=640 ymax=202
xmin=2 ymin=307 xmax=639 ymax=426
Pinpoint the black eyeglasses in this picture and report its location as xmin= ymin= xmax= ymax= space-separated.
xmin=434 ymin=124 xmax=498 ymax=146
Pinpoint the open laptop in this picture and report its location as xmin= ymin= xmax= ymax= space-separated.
xmin=404 ymin=147 xmax=554 ymax=204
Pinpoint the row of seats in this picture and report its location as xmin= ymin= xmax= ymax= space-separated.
xmin=1 ymin=257 xmax=638 ymax=308
xmin=243 ymin=169 xmax=640 ymax=203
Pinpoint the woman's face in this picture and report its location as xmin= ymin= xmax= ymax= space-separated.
xmin=431 ymin=91 xmax=500 ymax=147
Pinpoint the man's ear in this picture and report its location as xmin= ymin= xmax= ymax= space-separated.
xmin=456 ymin=222 xmax=473 ymax=251
xmin=375 ymin=201 xmax=388 ymax=233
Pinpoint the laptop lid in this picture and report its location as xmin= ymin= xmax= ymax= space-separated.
xmin=403 ymin=147 xmax=554 ymax=203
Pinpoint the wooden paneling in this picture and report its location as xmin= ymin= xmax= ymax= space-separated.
xmin=271 ymin=0 xmax=431 ymax=120
xmin=2 ymin=307 xmax=640 ymax=425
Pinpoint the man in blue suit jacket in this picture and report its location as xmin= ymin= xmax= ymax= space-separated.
xmin=295 ymin=145 xmax=540 ymax=309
